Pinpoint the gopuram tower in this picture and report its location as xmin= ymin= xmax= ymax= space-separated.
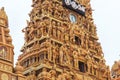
xmin=18 ymin=0 xmax=111 ymax=80
xmin=0 ymin=7 xmax=25 ymax=80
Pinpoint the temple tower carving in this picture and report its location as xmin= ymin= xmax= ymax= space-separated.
xmin=0 ymin=7 xmax=25 ymax=80
xmin=17 ymin=0 xmax=111 ymax=80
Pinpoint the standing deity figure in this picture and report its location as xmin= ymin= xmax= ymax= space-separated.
xmin=73 ymin=50 xmax=79 ymax=68
xmin=69 ymin=25 xmax=75 ymax=43
xmin=63 ymin=45 xmax=70 ymax=65
xmin=52 ymin=45 xmax=59 ymax=63
xmin=41 ymin=18 xmax=50 ymax=36
xmin=52 ymin=21 xmax=57 ymax=38
xmin=59 ymin=45 xmax=64 ymax=64
xmin=56 ymin=22 xmax=61 ymax=40
xmin=36 ymin=21 xmax=42 ymax=38
xmin=60 ymin=27 xmax=65 ymax=42
xmin=59 ymin=45 xmax=70 ymax=65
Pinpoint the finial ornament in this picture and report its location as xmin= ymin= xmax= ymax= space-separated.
xmin=0 ymin=7 xmax=8 ymax=26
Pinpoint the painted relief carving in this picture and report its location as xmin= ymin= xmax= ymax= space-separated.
xmin=17 ymin=0 xmax=111 ymax=80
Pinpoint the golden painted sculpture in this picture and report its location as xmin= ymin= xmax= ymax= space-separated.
xmin=18 ymin=0 xmax=111 ymax=80
xmin=111 ymin=61 xmax=120 ymax=80
xmin=0 ymin=0 xmax=111 ymax=80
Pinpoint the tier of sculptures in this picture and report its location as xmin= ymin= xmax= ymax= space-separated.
xmin=22 ymin=16 xmax=102 ymax=57
xmin=26 ymin=67 xmax=91 ymax=80
xmin=26 ymin=66 xmax=110 ymax=80
xmin=18 ymin=0 xmax=111 ymax=80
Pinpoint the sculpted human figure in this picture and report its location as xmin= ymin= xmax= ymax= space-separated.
xmin=59 ymin=45 xmax=64 ymax=64
xmin=57 ymin=69 xmax=67 ymax=80
xmin=95 ymin=42 xmax=103 ymax=56
xmin=45 ymin=18 xmax=50 ymax=33
xmin=58 ymin=5 xmax=64 ymax=20
xmin=58 ymin=69 xmax=72 ymax=80
xmin=30 ymin=71 xmax=36 ymax=80
xmin=38 ymin=68 xmax=50 ymax=80
xmin=103 ymin=66 xmax=110 ymax=79
xmin=56 ymin=22 xmax=61 ymax=40
xmin=43 ymin=40 xmax=52 ymax=61
xmin=62 ymin=23 xmax=69 ymax=42
xmin=62 ymin=9 xmax=69 ymax=22
xmin=54 ymin=3 xmax=61 ymax=18
xmin=49 ymin=69 xmax=56 ymax=80
xmin=22 ymin=27 xmax=30 ymax=42
xmin=48 ymin=21 xmax=52 ymax=37
xmin=82 ymin=35 xmax=87 ymax=49
xmin=52 ymin=45 xmax=58 ymax=63
xmin=45 ymin=39 xmax=51 ymax=59
xmin=63 ymin=45 xmax=70 ymax=65
xmin=40 ymin=18 xmax=50 ymax=36
xmin=60 ymin=26 xmax=65 ymax=42
xmin=73 ymin=24 xmax=80 ymax=35
xmin=85 ymin=35 xmax=89 ymax=49
xmin=23 ymin=21 xmax=32 ymax=42
xmin=33 ymin=0 xmax=41 ymax=9
xmin=28 ymin=24 xmax=35 ymax=41
xmin=69 ymin=26 xmax=75 ymax=43
xmin=88 ymin=40 xmax=94 ymax=49
xmin=73 ymin=50 xmax=79 ymax=68
xmin=36 ymin=21 xmax=42 ymax=38
xmin=57 ymin=74 xmax=65 ymax=80
xmin=42 ymin=0 xmax=52 ymax=15
xmin=52 ymin=21 xmax=57 ymax=38
xmin=72 ymin=71 xmax=81 ymax=80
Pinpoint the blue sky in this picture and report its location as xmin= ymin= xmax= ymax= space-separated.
xmin=0 ymin=0 xmax=120 ymax=68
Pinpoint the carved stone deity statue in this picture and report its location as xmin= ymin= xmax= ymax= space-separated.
xmin=36 ymin=21 xmax=42 ymax=38
xmin=56 ymin=22 xmax=61 ymax=40
xmin=59 ymin=45 xmax=64 ymax=64
xmin=49 ymin=69 xmax=56 ymax=80
xmin=57 ymin=69 xmax=71 ymax=80
xmin=103 ymin=66 xmax=110 ymax=79
xmin=52 ymin=21 xmax=57 ymax=38
xmin=30 ymin=71 xmax=36 ymax=80
xmin=73 ymin=50 xmax=79 ymax=68
xmin=63 ymin=45 xmax=70 ymax=65
xmin=52 ymin=44 xmax=59 ymax=63
xmin=41 ymin=0 xmax=52 ymax=15
xmin=54 ymin=3 xmax=61 ymax=18
xmin=38 ymin=68 xmax=51 ymax=80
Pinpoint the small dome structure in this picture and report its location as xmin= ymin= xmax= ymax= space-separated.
xmin=14 ymin=62 xmax=24 ymax=75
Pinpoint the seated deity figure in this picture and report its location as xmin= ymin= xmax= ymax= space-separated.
xmin=49 ymin=69 xmax=56 ymax=80
xmin=38 ymin=68 xmax=51 ymax=80
xmin=57 ymin=69 xmax=71 ymax=80
xmin=41 ymin=0 xmax=52 ymax=15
